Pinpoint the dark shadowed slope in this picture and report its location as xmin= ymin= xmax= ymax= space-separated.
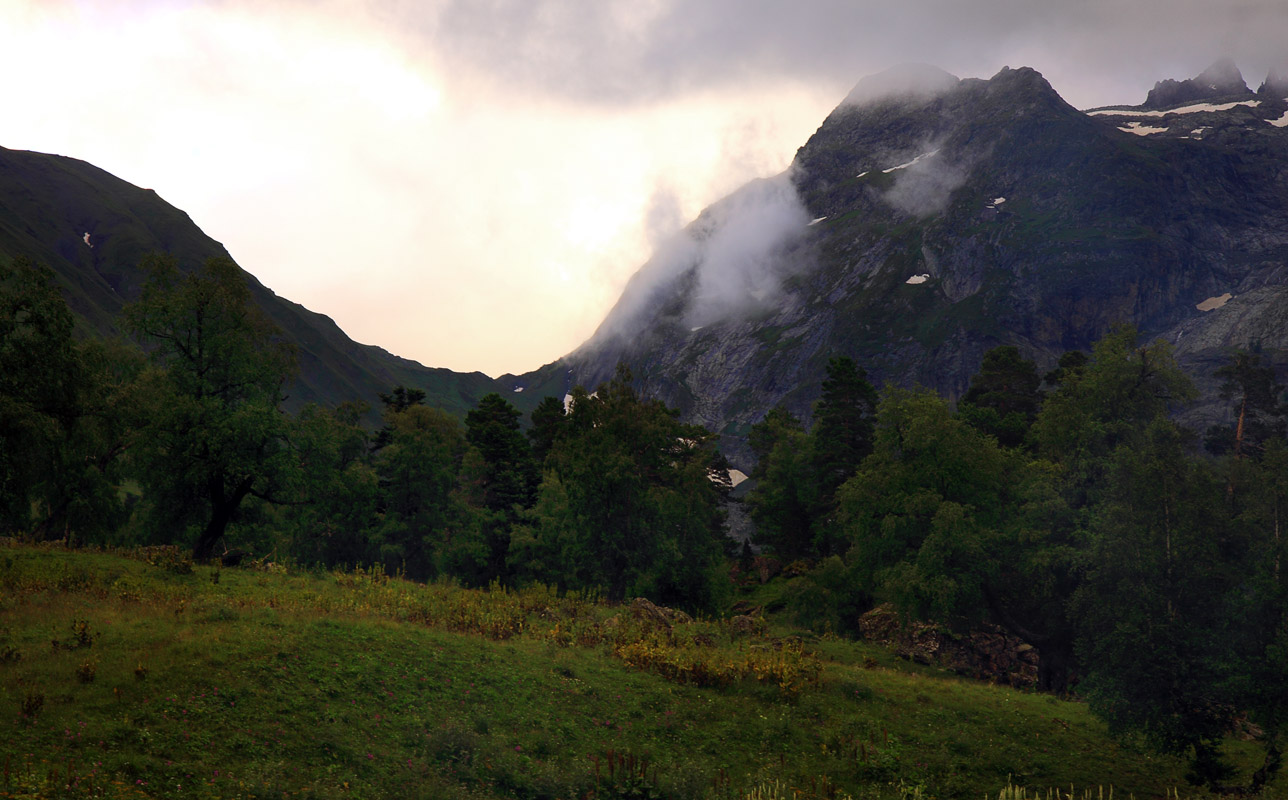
xmin=0 ymin=145 xmax=504 ymax=418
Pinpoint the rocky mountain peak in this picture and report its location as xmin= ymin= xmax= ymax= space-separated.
xmin=1144 ymin=58 xmax=1252 ymax=108
xmin=1260 ymin=67 xmax=1288 ymax=98
xmin=554 ymin=61 xmax=1288 ymax=469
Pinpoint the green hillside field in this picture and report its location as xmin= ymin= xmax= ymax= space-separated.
xmin=0 ymin=542 xmax=1257 ymax=800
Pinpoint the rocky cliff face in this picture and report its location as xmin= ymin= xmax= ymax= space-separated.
xmin=553 ymin=62 xmax=1288 ymax=466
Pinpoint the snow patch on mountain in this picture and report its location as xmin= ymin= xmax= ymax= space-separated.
xmin=1196 ymin=293 xmax=1233 ymax=311
xmin=1089 ymin=99 xmax=1261 ymax=118
xmin=1119 ymin=122 xmax=1169 ymax=136
xmin=882 ymin=150 xmax=939 ymax=173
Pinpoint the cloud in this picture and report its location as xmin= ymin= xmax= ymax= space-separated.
xmin=397 ymin=0 xmax=1288 ymax=109
xmin=592 ymin=170 xmax=811 ymax=340
xmin=881 ymin=146 xmax=972 ymax=218
xmin=840 ymin=63 xmax=960 ymax=108
xmin=684 ymin=173 xmax=812 ymax=327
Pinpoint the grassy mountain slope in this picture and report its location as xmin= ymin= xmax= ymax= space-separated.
xmin=0 ymin=146 xmax=505 ymax=420
xmin=0 ymin=542 xmax=1255 ymax=799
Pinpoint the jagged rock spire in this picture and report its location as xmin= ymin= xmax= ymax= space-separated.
xmin=1259 ymin=67 xmax=1288 ymax=98
xmin=1144 ymin=58 xmax=1252 ymax=108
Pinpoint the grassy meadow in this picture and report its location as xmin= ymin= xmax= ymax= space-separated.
xmin=0 ymin=542 xmax=1258 ymax=799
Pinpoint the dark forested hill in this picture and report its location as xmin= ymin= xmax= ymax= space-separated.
xmin=0 ymin=145 xmax=503 ymax=418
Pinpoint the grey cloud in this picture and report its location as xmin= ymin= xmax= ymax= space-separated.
xmin=840 ymin=64 xmax=960 ymax=108
xmin=384 ymin=0 xmax=1288 ymax=109
xmin=592 ymin=170 xmax=810 ymax=340
xmin=683 ymin=171 xmax=811 ymax=327
xmin=881 ymin=147 xmax=971 ymax=218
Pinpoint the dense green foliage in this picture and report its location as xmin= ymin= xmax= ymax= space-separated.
xmin=747 ymin=330 xmax=1288 ymax=792
xmin=0 ymin=255 xmax=729 ymax=612
xmin=511 ymin=369 xmax=728 ymax=608
xmin=5 ymin=253 xmax=1288 ymax=794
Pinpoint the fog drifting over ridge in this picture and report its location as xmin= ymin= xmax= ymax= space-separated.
xmin=4 ymin=1 xmax=1288 ymax=376
xmin=589 ymin=171 xmax=812 ymax=343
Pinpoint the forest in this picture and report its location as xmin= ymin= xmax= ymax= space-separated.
xmin=3 ymin=254 xmax=1287 ymax=793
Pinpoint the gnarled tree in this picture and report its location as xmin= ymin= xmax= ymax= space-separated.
xmin=125 ymin=255 xmax=296 ymax=561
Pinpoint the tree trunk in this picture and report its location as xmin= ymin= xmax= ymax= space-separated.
xmin=193 ymin=475 xmax=255 ymax=562
xmin=1036 ymin=634 xmax=1076 ymax=695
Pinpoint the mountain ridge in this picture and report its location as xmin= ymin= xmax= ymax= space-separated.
xmin=546 ymin=62 xmax=1288 ymax=466
xmin=0 ymin=144 xmax=508 ymax=420
xmin=6 ymin=60 xmax=1287 ymax=460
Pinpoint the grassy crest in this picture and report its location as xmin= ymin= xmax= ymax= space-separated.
xmin=0 ymin=543 xmax=1244 ymax=799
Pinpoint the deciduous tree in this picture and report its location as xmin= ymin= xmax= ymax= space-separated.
xmin=124 ymin=255 xmax=297 ymax=561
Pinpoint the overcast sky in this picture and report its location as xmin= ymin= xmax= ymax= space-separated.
xmin=4 ymin=0 xmax=1287 ymax=376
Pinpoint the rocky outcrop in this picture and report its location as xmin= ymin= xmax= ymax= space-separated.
xmin=628 ymin=597 xmax=693 ymax=629
xmin=859 ymin=604 xmax=1039 ymax=688
xmin=1258 ymin=68 xmax=1288 ymax=98
xmin=1144 ymin=58 xmax=1252 ymax=108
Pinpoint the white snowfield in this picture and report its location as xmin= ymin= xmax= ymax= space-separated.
xmin=855 ymin=171 xmax=869 ymax=179
xmin=1196 ymin=293 xmax=1233 ymax=311
xmin=83 ymin=233 xmax=92 ymax=247
xmin=1270 ymin=110 xmax=1288 ymax=128
xmin=808 ymin=217 xmax=828 ymax=226
xmin=1088 ymin=99 xmax=1261 ymax=118
xmin=905 ymin=273 xmax=930 ymax=285
xmin=1119 ymin=122 xmax=1170 ymax=136
xmin=882 ymin=150 xmax=939 ymax=173
xmin=992 ymin=197 xmax=1006 ymax=205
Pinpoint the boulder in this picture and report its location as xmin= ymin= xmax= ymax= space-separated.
xmin=629 ymin=597 xmax=692 ymax=628
xmin=858 ymin=603 xmax=1039 ymax=688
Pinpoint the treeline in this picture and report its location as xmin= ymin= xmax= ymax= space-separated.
xmin=747 ymin=335 xmax=1288 ymax=792
xmin=0 ymin=256 xmax=731 ymax=611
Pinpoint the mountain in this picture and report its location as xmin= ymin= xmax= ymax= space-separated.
xmin=8 ymin=60 xmax=1287 ymax=456
xmin=0 ymin=145 xmax=505 ymax=419
xmin=549 ymin=62 xmax=1288 ymax=466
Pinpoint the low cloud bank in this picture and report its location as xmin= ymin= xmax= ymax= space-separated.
xmin=841 ymin=63 xmax=959 ymax=108
xmin=593 ymin=171 xmax=812 ymax=342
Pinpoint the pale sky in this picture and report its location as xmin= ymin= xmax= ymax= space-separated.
xmin=3 ymin=0 xmax=1286 ymax=376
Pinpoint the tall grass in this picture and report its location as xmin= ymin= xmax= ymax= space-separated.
xmin=0 ymin=541 xmax=1240 ymax=799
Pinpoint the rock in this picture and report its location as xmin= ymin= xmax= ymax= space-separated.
xmin=1259 ymin=67 xmax=1288 ymax=98
xmin=1144 ymin=58 xmax=1252 ymax=108
xmin=629 ymin=597 xmax=692 ymax=628
xmin=858 ymin=604 xmax=1039 ymax=688
xmin=729 ymin=615 xmax=762 ymax=636
xmin=753 ymin=556 xmax=783 ymax=583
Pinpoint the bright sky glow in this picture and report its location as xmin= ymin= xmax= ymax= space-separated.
xmin=3 ymin=1 xmax=1286 ymax=376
